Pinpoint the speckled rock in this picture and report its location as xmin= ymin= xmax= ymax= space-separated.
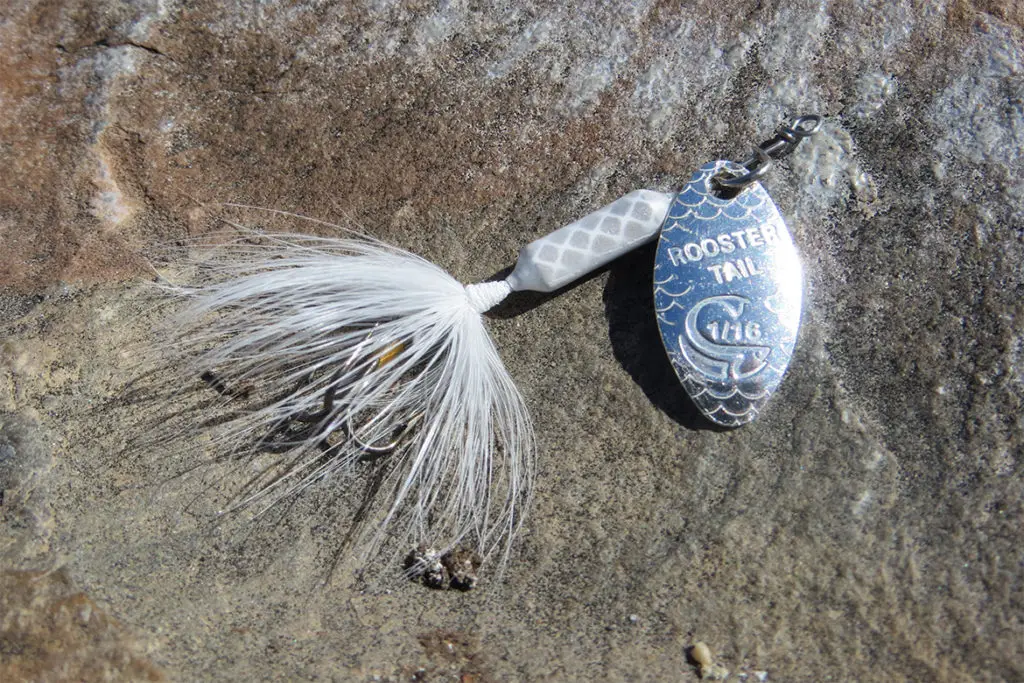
xmin=1 ymin=1 xmax=1022 ymax=681
xmin=0 ymin=569 xmax=163 ymax=681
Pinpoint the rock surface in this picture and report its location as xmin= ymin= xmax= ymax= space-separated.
xmin=1 ymin=1 xmax=1022 ymax=680
xmin=0 ymin=568 xmax=163 ymax=681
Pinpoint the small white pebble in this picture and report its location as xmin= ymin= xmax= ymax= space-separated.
xmin=628 ymin=614 xmax=639 ymax=623
xmin=692 ymin=641 xmax=713 ymax=667
xmin=754 ymin=671 xmax=768 ymax=682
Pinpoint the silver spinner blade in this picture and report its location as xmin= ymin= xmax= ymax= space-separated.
xmin=653 ymin=160 xmax=803 ymax=427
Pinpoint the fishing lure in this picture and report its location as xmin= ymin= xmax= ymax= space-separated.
xmin=167 ymin=115 xmax=820 ymax=566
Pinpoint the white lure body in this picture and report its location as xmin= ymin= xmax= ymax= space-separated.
xmin=506 ymin=189 xmax=674 ymax=293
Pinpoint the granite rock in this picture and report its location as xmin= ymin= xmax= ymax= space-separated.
xmin=1 ymin=1 xmax=1022 ymax=680
xmin=0 ymin=568 xmax=162 ymax=681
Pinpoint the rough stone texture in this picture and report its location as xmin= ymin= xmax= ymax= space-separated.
xmin=1 ymin=0 xmax=1022 ymax=681
xmin=0 ymin=569 xmax=163 ymax=681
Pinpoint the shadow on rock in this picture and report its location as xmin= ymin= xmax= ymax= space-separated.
xmin=602 ymin=244 xmax=723 ymax=432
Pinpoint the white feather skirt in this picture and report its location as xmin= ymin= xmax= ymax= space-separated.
xmin=160 ymin=226 xmax=534 ymax=565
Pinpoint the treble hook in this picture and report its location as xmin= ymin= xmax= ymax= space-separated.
xmin=715 ymin=114 xmax=823 ymax=190
xmin=327 ymin=326 xmax=420 ymax=458
xmin=348 ymin=411 xmax=423 ymax=459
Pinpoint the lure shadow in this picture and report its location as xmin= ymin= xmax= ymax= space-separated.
xmin=99 ymin=360 xmax=401 ymax=582
xmin=482 ymin=249 xmax=720 ymax=431
xmin=482 ymin=264 xmax=605 ymax=319
xmin=602 ymin=245 xmax=725 ymax=432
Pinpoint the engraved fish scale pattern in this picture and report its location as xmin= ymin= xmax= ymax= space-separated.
xmin=529 ymin=190 xmax=672 ymax=289
xmin=654 ymin=161 xmax=802 ymax=427
xmin=662 ymin=173 xmax=775 ymax=229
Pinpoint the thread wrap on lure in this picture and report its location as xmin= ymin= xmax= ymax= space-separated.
xmin=464 ymin=280 xmax=513 ymax=314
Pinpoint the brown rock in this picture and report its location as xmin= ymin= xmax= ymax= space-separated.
xmin=0 ymin=568 xmax=162 ymax=682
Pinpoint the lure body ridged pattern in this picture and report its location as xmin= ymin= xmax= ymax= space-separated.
xmin=507 ymin=190 xmax=674 ymax=292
